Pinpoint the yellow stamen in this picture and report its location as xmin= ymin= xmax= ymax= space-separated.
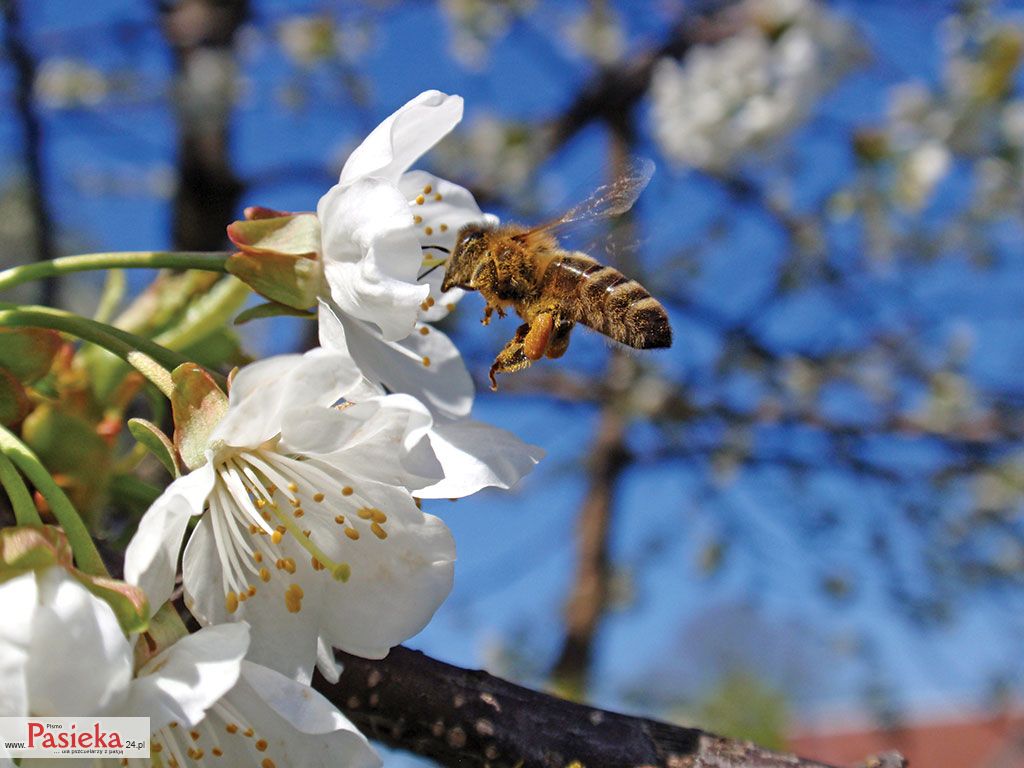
xmin=371 ymin=522 xmax=388 ymax=540
xmin=226 ymin=592 xmax=239 ymax=614
xmin=344 ymin=527 xmax=360 ymax=541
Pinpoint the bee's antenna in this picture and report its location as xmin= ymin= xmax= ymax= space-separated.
xmin=417 ymin=262 xmax=445 ymax=280
xmin=421 ymin=245 xmax=450 ymax=254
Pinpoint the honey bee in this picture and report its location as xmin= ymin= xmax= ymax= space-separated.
xmin=438 ymin=158 xmax=672 ymax=389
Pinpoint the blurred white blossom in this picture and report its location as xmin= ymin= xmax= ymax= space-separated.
xmin=34 ymin=58 xmax=108 ymax=109
xmin=649 ymin=0 xmax=857 ymax=172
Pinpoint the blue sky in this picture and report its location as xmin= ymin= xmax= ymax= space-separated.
xmin=5 ymin=2 xmax=1024 ymax=760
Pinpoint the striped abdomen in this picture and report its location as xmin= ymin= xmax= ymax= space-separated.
xmin=542 ymin=252 xmax=672 ymax=349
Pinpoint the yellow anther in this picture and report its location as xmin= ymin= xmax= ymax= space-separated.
xmin=303 ymin=529 xmax=311 ymax=538
xmin=271 ymin=531 xmax=283 ymax=545
xmin=267 ymin=484 xmax=277 ymax=495
xmin=256 ymin=739 xmax=268 ymax=752
xmin=413 ymin=215 xmax=423 ymax=224
xmin=247 ymin=585 xmax=257 ymax=597
xmin=422 ymin=356 xmax=431 ymax=367
xmin=446 ymin=303 xmax=456 ymax=312
xmin=334 ymin=514 xmax=346 ymax=524
xmin=153 ymin=743 xmax=163 ymax=753
xmin=226 ymin=592 xmax=239 ymax=614
xmin=425 ymin=226 xmax=433 ymax=236
xmin=190 ymin=730 xmax=201 ymax=741
xmin=311 ymin=556 xmax=323 ymax=571
xmin=287 ymin=482 xmax=298 ymax=493
xmin=425 ymin=296 xmax=435 ymax=307
xmin=415 ymin=195 xmax=425 ymax=205
xmin=371 ymin=509 xmax=387 ymax=524
xmin=259 ymin=567 xmax=271 ymax=583
xmin=237 ymin=591 xmax=247 ymax=603
xmin=244 ymin=728 xmax=254 ymax=738
xmin=253 ymin=551 xmax=263 ymax=563
xmin=440 ymin=223 xmax=448 ymax=232
xmin=262 ymin=758 xmax=277 ymax=768
xmin=249 ymin=524 xmax=260 ymax=534
xmin=371 ymin=522 xmax=388 ymax=540
xmin=357 ymin=508 xmax=374 ymax=520
xmin=289 ymin=497 xmax=301 ymax=507
xmin=344 ymin=527 xmax=360 ymax=541
xmin=420 ymin=300 xmax=430 ymax=311
xmin=293 ymin=508 xmax=304 ymax=518
xmin=225 ymin=724 xmax=238 ymax=734
xmin=285 ymin=584 xmax=303 ymax=613
xmin=334 ymin=562 xmax=351 ymax=581
xmin=423 ymin=184 xmax=432 ymax=194
xmin=282 ymin=558 xmax=296 ymax=574
xmin=313 ymin=492 xmax=325 ymax=503
xmin=419 ymin=327 xmax=430 ymax=335
xmin=342 ymin=486 xmax=353 ymax=496
xmin=434 ymin=193 xmax=443 ymax=201
xmin=212 ymin=748 xmax=223 ymax=756
xmin=169 ymin=722 xmax=179 ymax=729
xmin=256 ymin=498 xmax=266 ymax=508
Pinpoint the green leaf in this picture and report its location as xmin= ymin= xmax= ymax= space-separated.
xmin=226 ymin=213 xmax=322 ymax=309
xmin=0 ymin=328 xmax=62 ymax=383
xmin=0 ymin=368 xmax=31 ymax=427
xmin=128 ymin=418 xmax=180 ymax=477
xmin=0 ymin=526 xmax=67 ymax=580
xmin=171 ymin=363 xmax=228 ymax=471
xmin=234 ymin=301 xmax=316 ymax=326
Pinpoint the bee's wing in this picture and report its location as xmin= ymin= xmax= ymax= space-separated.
xmin=515 ymin=158 xmax=655 ymax=242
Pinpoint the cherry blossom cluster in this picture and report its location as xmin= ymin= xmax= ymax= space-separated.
xmin=649 ymin=0 xmax=857 ymax=172
xmin=0 ymin=91 xmax=541 ymax=767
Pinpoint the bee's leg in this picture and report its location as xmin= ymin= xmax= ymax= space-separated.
xmin=489 ymin=323 xmax=532 ymax=390
xmin=524 ymin=312 xmax=555 ymax=361
xmin=481 ymin=304 xmax=508 ymax=326
xmin=546 ymin=316 xmax=575 ymax=359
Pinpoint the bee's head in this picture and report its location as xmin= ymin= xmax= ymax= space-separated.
xmin=441 ymin=224 xmax=491 ymax=292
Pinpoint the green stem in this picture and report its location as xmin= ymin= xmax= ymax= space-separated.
xmin=156 ymin=275 xmax=251 ymax=351
xmin=0 ymin=448 xmax=42 ymax=526
xmin=0 ymin=251 xmax=230 ymax=293
xmin=0 ymin=305 xmax=178 ymax=397
xmin=0 ymin=425 xmax=107 ymax=576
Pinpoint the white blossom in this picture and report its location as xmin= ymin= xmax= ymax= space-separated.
xmin=649 ymin=0 xmax=857 ymax=171
xmin=125 ymin=349 xmax=459 ymax=682
xmin=317 ymin=90 xmax=498 ymax=419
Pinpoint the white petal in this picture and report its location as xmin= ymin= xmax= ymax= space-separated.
xmin=216 ymin=349 xmax=362 ymax=448
xmin=124 ymin=465 xmax=214 ymax=615
xmin=319 ymin=305 xmax=474 ymax=419
xmin=182 ymin=516 xmax=325 ymax=685
xmin=281 ymin=395 xmax=442 ymax=489
xmin=415 ymin=418 xmax=545 ymax=498
xmin=318 ymin=481 xmax=455 ymax=659
xmin=123 ymin=623 xmax=248 ymax=730
xmin=25 ymin=568 xmax=132 ymax=716
xmin=315 ymin=636 xmax=342 ymax=684
xmin=200 ymin=661 xmax=381 ymax=768
xmin=398 ymin=170 xmax=495 ymax=322
xmin=0 ymin=572 xmax=35 ymax=716
xmin=339 ymin=91 xmax=462 ymax=186
xmin=318 ymin=177 xmax=429 ymax=342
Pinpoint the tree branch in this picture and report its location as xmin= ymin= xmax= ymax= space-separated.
xmin=317 ymin=646 xmax=902 ymax=768
xmin=1 ymin=0 xmax=59 ymax=306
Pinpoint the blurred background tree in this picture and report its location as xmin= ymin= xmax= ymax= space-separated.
xmin=4 ymin=0 xmax=1024 ymax=765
